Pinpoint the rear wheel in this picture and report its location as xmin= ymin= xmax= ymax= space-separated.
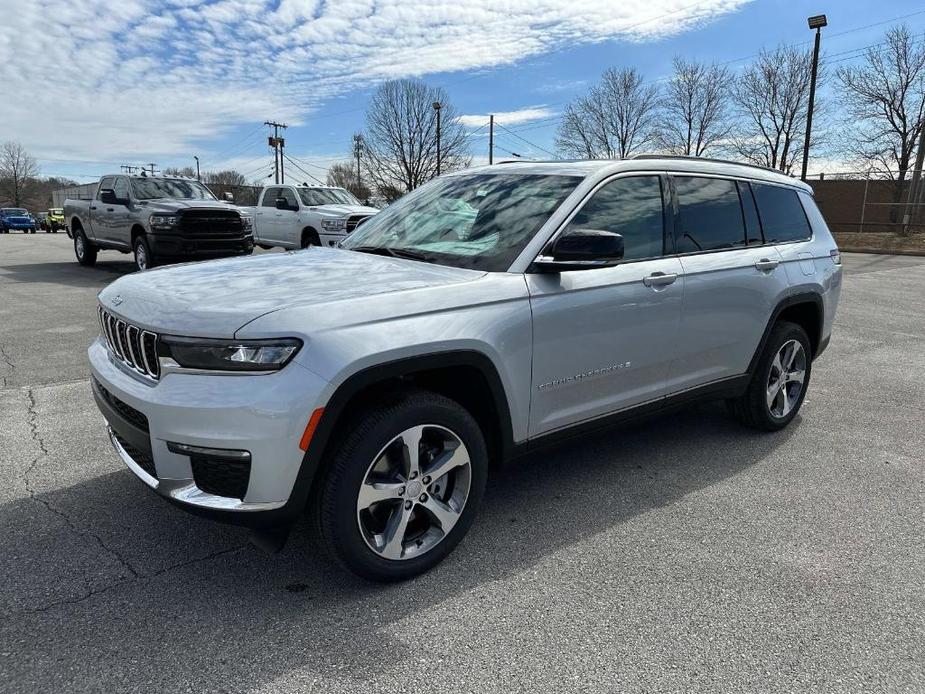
xmin=727 ymin=321 xmax=811 ymax=431
xmin=314 ymin=389 xmax=487 ymax=582
xmin=74 ymin=229 xmax=97 ymax=266
xmin=133 ymin=235 xmax=155 ymax=271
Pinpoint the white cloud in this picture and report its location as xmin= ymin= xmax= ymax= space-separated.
xmin=0 ymin=0 xmax=753 ymax=165
xmin=457 ymin=107 xmax=557 ymax=128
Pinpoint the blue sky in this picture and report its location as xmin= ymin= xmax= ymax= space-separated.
xmin=2 ymin=0 xmax=923 ymax=183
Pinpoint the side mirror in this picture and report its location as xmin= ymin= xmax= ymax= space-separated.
xmin=99 ymin=188 xmax=117 ymax=204
xmin=275 ymin=197 xmax=295 ymax=211
xmin=533 ymin=229 xmax=624 ymax=272
xmin=224 ymin=192 xmax=235 ymax=202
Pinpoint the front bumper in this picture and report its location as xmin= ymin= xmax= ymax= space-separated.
xmin=89 ymin=337 xmax=329 ymax=526
xmin=148 ymin=232 xmax=254 ymax=258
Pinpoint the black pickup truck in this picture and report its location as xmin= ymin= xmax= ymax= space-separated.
xmin=64 ymin=174 xmax=254 ymax=271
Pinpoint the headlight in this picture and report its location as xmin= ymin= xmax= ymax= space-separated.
xmin=240 ymin=216 xmax=253 ymax=232
xmin=321 ymin=218 xmax=346 ymax=232
xmin=160 ymin=336 xmax=302 ymax=372
xmin=149 ymin=214 xmax=179 ymax=230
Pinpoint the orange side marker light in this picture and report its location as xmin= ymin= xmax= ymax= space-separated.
xmin=299 ymin=408 xmax=325 ymax=451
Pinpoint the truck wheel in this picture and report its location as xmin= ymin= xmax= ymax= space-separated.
xmin=314 ymin=389 xmax=488 ymax=582
xmin=301 ymin=229 xmax=320 ymax=249
xmin=74 ymin=230 xmax=97 ymax=266
xmin=727 ymin=321 xmax=812 ymax=431
xmin=133 ymin=235 xmax=155 ymax=271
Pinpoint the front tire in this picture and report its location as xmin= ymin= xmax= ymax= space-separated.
xmin=133 ymin=235 xmax=155 ymax=271
xmin=728 ymin=321 xmax=811 ymax=431
xmin=314 ymin=389 xmax=488 ymax=582
xmin=300 ymin=229 xmax=320 ymax=249
xmin=74 ymin=229 xmax=97 ymax=266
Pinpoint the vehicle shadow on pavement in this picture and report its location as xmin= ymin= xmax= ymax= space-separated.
xmin=1 ymin=401 xmax=798 ymax=690
xmin=1 ymin=261 xmax=135 ymax=287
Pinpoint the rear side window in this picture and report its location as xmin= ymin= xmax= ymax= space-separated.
xmin=566 ymin=176 xmax=665 ymax=261
xmin=752 ymin=183 xmax=812 ymax=243
xmin=673 ymin=176 xmax=746 ymax=253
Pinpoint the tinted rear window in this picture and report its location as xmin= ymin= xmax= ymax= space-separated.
xmin=673 ymin=176 xmax=746 ymax=253
xmin=753 ymin=183 xmax=812 ymax=243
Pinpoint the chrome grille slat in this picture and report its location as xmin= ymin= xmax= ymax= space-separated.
xmin=98 ymin=307 xmax=160 ymax=381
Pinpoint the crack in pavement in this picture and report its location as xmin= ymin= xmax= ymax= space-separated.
xmin=20 ymin=386 xmax=248 ymax=614
xmin=0 ymin=338 xmax=14 ymax=389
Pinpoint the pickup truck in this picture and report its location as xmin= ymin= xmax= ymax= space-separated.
xmin=64 ymin=174 xmax=254 ymax=271
xmin=252 ymin=184 xmax=378 ymax=249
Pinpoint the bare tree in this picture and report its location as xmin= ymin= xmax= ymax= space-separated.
xmin=327 ymin=161 xmax=370 ymax=201
xmin=362 ymin=79 xmax=470 ymax=194
xmin=838 ymin=25 xmax=925 ymax=215
xmin=205 ymin=170 xmax=247 ymax=187
xmin=556 ymin=68 xmax=659 ymax=159
xmin=657 ymin=57 xmax=732 ymax=156
xmin=730 ymin=46 xmax=816 ymax=173
xmin=163 ymin=166 xmax=197 ymax=178
xmin=0 ymin=141 xmax=39 ymax=207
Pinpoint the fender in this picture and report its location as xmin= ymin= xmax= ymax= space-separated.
xmin=283 ymin=349 xmax=516 ymax=521
xmin=747 ymin=291 xmax=824 ymax=377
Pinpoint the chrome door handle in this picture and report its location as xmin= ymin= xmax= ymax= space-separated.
xmin=643 ymin=272 xmax=678 ymax=287
xmin=755 ymin=258 xmax=779 ymax=271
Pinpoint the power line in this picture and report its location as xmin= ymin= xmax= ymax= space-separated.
xmin=496 ymin=123 xmax=557 ymax=157
xmin=282 ymin=153 xmax=327 ymax=185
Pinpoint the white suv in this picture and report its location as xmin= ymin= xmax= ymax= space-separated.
xmin=89 ymin=157 xmax=842 ymax=581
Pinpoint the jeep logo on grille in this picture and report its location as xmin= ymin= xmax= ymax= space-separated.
xmin=111 ymin=295 xmax=124 ymax=306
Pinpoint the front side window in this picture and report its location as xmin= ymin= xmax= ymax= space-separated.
xmin=674 ymin=176 xmax=747 ymax=253
xmin=112 ymin=177 xmax=130 ymax=202
xmin=279 ymin=188 xmax=298 ymax=208
xmin=97 ymin=177 xmax=115 ymax=199
xmin=298 ymin=187 xmax=359 ymax=206
xmin=130 ymin=178 xmax=216 ymax=201
xmin=563 ymin=176 xmax=665 ymax=261
xmin=342 ymin=173 xmax=580 ymax=271
xmin=752 ymin=183 xmax=812 ymax=243
xmin=261 ymin=188 xmax=280 ymax=207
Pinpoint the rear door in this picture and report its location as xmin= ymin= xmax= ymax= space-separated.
xmin=665 ymin=175 xmax=790 ymax=393
xmin=527 ymin=174 xmax=684 ymax=437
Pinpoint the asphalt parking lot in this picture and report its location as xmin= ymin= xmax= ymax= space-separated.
xmin=0 ymin=234 xmax=922 ymax=693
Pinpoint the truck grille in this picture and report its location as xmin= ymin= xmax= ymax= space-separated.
xmin=346 ymin=215 xmax=372 ymax=233
xmin=178 ymin=209 xmax=245 ymax=239
xmin=98 ymin=307 xmax=160 ymax=380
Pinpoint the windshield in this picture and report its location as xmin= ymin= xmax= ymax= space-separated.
xmin=130 ymin=178 xmax=216 ymax=201
xmin=50 ymin=208 xmax=63 ymax=215
xmin=2 ymin=208 xmax=28 ymax=216
xmin=341 ymin=173 xmax=580 ymax=271
xmin=297 ymin=187 xmax=360 ymax=206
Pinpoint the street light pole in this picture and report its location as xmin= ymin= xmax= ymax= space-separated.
xmin=433 ymin=101 xmax=442 ymax=176
xmin=193 ymin=155 xmax=200 ymax=182
xmin=801 ymin=14 xmax=827 ymax=181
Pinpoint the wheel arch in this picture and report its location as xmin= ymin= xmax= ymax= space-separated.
xmin=301 ymin=226 xmax=320 ymax=246
xmin=130 ymin=224 xmax=147 ymax=244
xmin=291 ymin=350 xmax=515 ymax=518
xmin=748 ymin=292 xmax=824 ymax=376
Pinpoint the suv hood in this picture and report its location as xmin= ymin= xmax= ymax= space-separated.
xmin=98 ymin=247 xmax=483 ymax=337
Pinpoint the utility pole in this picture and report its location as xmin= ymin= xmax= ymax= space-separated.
xmin=801 ymin=14 xmax=827 ymax=181
xmin=353 ymin=134 xmax=363 ymax=193
xmin=120 ymin=165 xmax=138 ymax=174
xmin=433 ymin=101 xmax=442 ymax=176
xmin=265 ymin=121 xmax=288 ymax=184
xmin=489 ymin=115 xmax=494 ymax=165
xmin=147 ymin=163 xmax=157 ymax=176
xmin=902 ymin=125 xmax=925 ymax=233
xmin=193 ymin=155 xmax=200 ymax=182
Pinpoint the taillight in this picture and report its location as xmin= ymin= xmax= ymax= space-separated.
xmin=830 ymin=249 xmax=841 ymax=265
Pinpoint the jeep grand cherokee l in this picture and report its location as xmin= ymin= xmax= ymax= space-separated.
xmin=89 ymin=157 xmax=842 ymax=581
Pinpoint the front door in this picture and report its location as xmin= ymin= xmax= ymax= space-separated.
xmin=527 ymin=174 xmax=683 ymax=437
xmin=255 ymin=187 xmax=280 ymax=245
xmin=276 ymin=187 xmax=301 ymax=248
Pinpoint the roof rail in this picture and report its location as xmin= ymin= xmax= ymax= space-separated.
xmin=629 ymin=153 xmax=791 ymax=177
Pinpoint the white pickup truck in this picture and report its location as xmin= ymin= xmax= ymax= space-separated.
xmin=252 ymin=184 xmax=378 ymax=250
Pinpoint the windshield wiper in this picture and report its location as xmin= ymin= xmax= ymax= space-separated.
xmin=350 ymin=246 xmax=429 ymax=261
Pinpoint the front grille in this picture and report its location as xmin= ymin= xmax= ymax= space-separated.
xmin=93 ymin=376 xmax=149 ymax=432
xmin=346 ymin=215 xmax=372 ymax=233
xmin=99 ymin=307 xmax=160 ymax=380
xmin=190 ymin=456 xmax=251 ymax=500
xmin=178 ymin=209 xmax=245 ymax=239
xmin=113 ymin=432 xmax=157 ymax=479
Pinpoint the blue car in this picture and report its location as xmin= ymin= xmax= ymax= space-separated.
xmin=0 ymin=208 xmax=37 ymax=233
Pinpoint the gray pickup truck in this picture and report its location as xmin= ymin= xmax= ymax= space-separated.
xmin=65 ymin=174 xmax=254 ymax=271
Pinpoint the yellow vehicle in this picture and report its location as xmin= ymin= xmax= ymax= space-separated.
xmin=45 ymin=208 xmax=65 ymax=233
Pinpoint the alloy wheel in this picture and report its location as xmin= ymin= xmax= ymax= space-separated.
xmin=75 ymin=234 xmax=85 ymax=259
xmin=766 ymin=339 xmax=807 ymax=418
xmin=356 ymin=424 xmax=472 ymax=561
xmin=135 ymin=244 xmax=148 ymax=271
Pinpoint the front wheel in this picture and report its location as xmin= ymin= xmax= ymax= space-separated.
xmin=133 ymin=235 xmax=155 ymax=271
xmin=314 ymin=389 xmax=488 ymax=582
xmin=727 ymin=321 xmax=812 ymax=431
xmin=74 ymin=229 xmax=98 ymax=266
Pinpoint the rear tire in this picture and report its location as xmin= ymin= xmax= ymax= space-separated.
xmin=313 ymin=389 xmax=488 ymax=582
xmin=133 ymin=235 xmax=155 ymax=271
xmin=727 ymin=321 xmax=812 ymax=431
xmin=74 ymin=229 xmax=97 ymax=266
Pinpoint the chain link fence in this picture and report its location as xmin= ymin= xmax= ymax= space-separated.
xmin=809 ymin=171 xmax=925 ymax=234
